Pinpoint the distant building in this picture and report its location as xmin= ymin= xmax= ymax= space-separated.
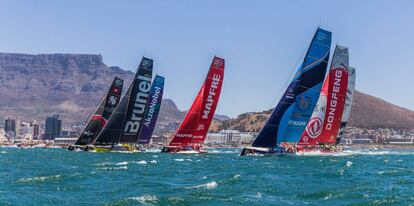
xmin=0 ymin=128 xmax=9 ymax=142
xmin=5 ymin=117 xmax=21 ymax=139
xmin=53 ymin=137 xmax=77 ymax=145
xmin=31 ymin=120 xmax=40 ymax=139
xmin=20 ymin=122 xmax=34 ymax=140
xmin=205 ymin=130 xmax=254 ymax=146
xmin=45 ymin=115 xmax=62 ymax=140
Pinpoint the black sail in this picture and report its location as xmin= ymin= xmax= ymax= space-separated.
xmin=120 ymin=57 xmax=153 ymax=143
xmin=94 ymin=57 xmax=153 ymax=145
xmin=74 ymin=77 xmax=123 ymax=145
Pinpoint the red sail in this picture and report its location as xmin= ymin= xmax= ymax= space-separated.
xmin=298 ymin=75 xmax=330 ymax=146
xmin=318 ymin=67 xmax=348 ymax=144
xmin=169 ymin=57 xmax=225 ymax=148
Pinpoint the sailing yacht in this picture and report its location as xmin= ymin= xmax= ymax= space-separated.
xmin=68 ymin=77 xmax=123 ymax=151
xmin=92 ymin=57 xmax=164 ymax=152
xmin=162 ymin=57 xmax=225 ymax=153
xmin=296 ymin=45 xmax=350 ymax=153
xmin=241 ymin=28 xmax=332 ymax=156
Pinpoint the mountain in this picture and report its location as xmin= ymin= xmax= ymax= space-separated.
xmin=348 ymin=91 xmax=414 ymax=129
xmin=0 ymin=53 xmax=133 ymax=127
xmin=213 ymin=90 xmax=414 ymax=132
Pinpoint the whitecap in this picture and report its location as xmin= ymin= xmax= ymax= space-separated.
xmin=136 ymin=160 xmax=147 ymax=165
xmin=116 ymin=161 xmax=128 ymax=166
xmin=1 ymin=151 xmax=7 ymax=154
xmin=174 ymin=158 xmax=184 ymax=162
xmin=150 ymin=160 xmax=157 ymax=164
xmin=186 ymin=181 xmax=218 ymax=189
xmin=233 ymin=174 xmax=241 ymax=179
xmin=185 ymin=159 xmax=192 ymax=162
xmin=15 ymin=175 xmax=62 ymax=183
xmin=346 ymin=161 xmax=353 ymax=167
xmin=129 ymin=194 xmax=159 ymax=203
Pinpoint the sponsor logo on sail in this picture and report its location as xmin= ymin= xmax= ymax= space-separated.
xmin=108 ymin=96 xmax=118 ymax=105
xmin=123 ymin=74 xmax=152 ymax=134
xmin=176 ymin=133 xmax=193 ymax=138
xmin=305 ymin=117 xmax=322 ymax=139
xmin=196 ymin=124 xmax=205 ymax=131
xmin=288 ymin=120 xmax=307 ymax=127
xmin=326 ymin=69 xmax=344 ymax=130
xmin=212 ymin=58 xmax=224 ymax=68
xmin=114 ymin=78 xmax=123 ymax=86
xmin=202 ymin=74 xmax=221 ymax=119
xmin=296 ymin=95 xmax=312 ymax=113
xmin=143 ymin=86 xmax=161 ymax=127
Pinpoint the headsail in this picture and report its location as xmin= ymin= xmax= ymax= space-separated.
xmin=336 ymin=67 xmax=356 ymax=144
xmin=297 ymin=76 xmax=329 ymax=145
xmin=251 ymin=28 xmax=332 ymax=148
xmin=168 ymin=57 xmax=225 ymax=149
xmin=299 ymin=45 xmax=349 ymax=145
xmin=94 ymin=57 xmax=153 ymax=145
xmin=74 ymin=77 xmax=123 ymax=145
xmin=137 ymin=75 xmax=165 ymax=144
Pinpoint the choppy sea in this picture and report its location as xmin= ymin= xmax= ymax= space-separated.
xmin=0 ymin=147 xmax=413 ymax=205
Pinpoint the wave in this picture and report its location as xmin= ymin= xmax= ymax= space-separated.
xmin=208 ymin=149 xmax=240 ymax=154
xmin=342 ymin=150 xmax=414 ymax=156
xmin=14 ymin=175 xmax=62 ymax=184
xmin=135 ymin=160 xmax=147 ymax=165
xmin=116 ymin=161 xmax=128 ymax=166
xmin=186 ymin=181 xmax=218 ymax=189
xmin=129 ymin=194 xmax=159 ymax=203
xmin=98 ymin=166 xmax=128 ymax=170
xmin=296 ymin=149 xmax=414 ymax=157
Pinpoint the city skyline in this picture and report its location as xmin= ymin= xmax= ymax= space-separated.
xmin=0 ymin=1 xmax=413 ymax=117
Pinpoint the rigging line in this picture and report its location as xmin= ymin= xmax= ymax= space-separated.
xmin=268 ymin=51 xmax=306 ymax=110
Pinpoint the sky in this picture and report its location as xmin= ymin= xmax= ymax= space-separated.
xmin=0 ymin=0 xmax=413 ymax=117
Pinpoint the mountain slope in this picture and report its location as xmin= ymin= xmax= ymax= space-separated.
xmin=214 ymin=90 xmax=414 ymax=131
xmin=0 ymin=53 xmax=133 ymax=126
xmin=348 ymin=91 xmax=414 ymax=129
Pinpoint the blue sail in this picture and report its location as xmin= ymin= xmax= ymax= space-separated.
xmin=252 ymin=28 xmax=331 ymax=148
xmin=137 ymin=75 xmax=165 ymax=144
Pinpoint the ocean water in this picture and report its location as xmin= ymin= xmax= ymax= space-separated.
xmin=0 ymin=148 xmax=414 ymax=205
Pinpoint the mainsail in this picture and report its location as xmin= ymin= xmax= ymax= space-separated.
xmin=137 ymin=75 xmax=165 ymax=144
xmin=299 ymin=45 xmax=349 ymax=145
xmin=94 ymin=57 xmax=153 ymax=145
xmin=336 ymin=67 xmax=356 ymax=144
xmin=251 ymin=28 xmax=331 ymax=149
xmin=74 ymin=77 xmax=123 ymax=145
xmin=168 ymin=57 xmax=225 ymax=149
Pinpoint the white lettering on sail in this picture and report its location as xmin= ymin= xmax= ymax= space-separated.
xmin=124 ymin=74 xmax=151 ymax=134
xmin=325 ymin=70 xmax=343 ymax=130
xmin=143 ymin=87 xmax=161 ymax=127
xmin=202 ymin=74 xmax=221 ymax=119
